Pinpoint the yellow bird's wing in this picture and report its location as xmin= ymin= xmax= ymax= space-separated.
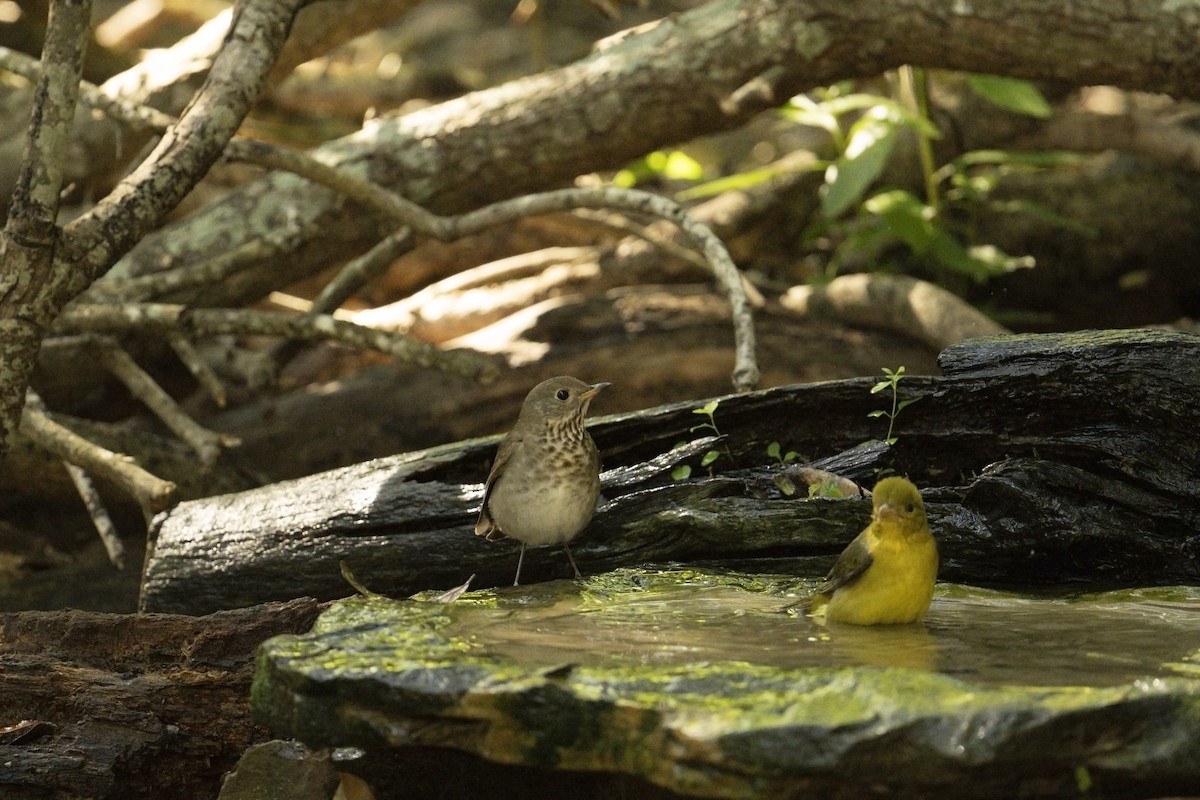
xmin=815 ymin=529 xmax=874 ymax=595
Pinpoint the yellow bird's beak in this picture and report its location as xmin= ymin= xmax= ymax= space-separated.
xmin=876 ymin=503 xmax=899 ymax=523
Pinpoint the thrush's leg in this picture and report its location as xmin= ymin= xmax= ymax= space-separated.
xmin=563 ymin=543 xmax=582 ymax=579
xmin=513 ymin=543 xmax=527 ymax=586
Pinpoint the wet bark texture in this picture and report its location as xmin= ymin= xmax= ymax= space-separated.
xmin=0 ymin=598 xmax=324 ymax=800
xmin=140 ymin=329 xmax=1200 ymax=615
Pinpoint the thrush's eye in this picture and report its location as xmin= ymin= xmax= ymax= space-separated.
xmin=555 ymin=389 xmax=570 ymax=401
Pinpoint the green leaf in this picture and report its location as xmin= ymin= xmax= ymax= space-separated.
xmin=964 ymin=74 xmax=1052 ymax=119
xmin=700 ymin=450 xmax=720 ymax=467
xmin=821 ymin=115 xmax=898 ymax=218
xmin=925 ymin=229 xmax=1012 ymax=281
xmin=864 ymin=189 xmax=936 ymax=254
xmin=867 ymin=410 xmax=888 ymax=418
xmin=949 ymin=148 xmax=1081 ymax=170
xmin=677 ymin=160 xmax=826 ymax=201
xmin=896 ymin=397 xmax=921 ymax=412
xmin=767 ymin=442 xmax=782 ymax=459
xmin=780 ymin=95 xmax=844 ymax=141
xmin=809 ymin=479 xmax=844 ymax=499
xmin=697 ymin=400 xmax=720 ymax=416
xmin=870 ymin=381 xmax=890 ymax=394
xmin=785 ymin=451 xmax=799 ymax=461
xmin=672 ymin=465 xmax=692 ymax=480
xmin=820 ymin=95 xmax=939 ymax=138
xmin=613 ymin=150 xmax=704 ymax=188
xmin=1074 ymin=766 xmax=1093 ymax=794
xmin=660 ymin=150 xmax=705 ymax=181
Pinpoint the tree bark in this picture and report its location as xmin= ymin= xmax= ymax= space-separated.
xmin=0 ymin=0 xmax=91 ymax=460
xmin=140 ymin=329 xmax=1200 ymax=615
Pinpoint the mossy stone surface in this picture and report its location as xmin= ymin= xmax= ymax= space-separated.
xmin=253 ymin=568 xmax=1200 ymax=798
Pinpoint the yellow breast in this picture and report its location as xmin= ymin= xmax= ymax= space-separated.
xmin=825 ymin=526 xmax=938 ymax=625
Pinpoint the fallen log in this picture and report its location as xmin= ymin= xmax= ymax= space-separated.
xmin=140 ymin=329 xmax=1200 ymax=615
xmin=0 ymin=598 xmax=324 ymax=800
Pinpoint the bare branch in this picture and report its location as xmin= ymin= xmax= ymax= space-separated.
xmin=94 ymin=217 xmax=319 ymax=304
xmin=65 ymin=461 xmax=126 ymax=569
xmin=169 ymin=335 xmax=229 ymax=408
xmin=2 ymin=1 xmax=91 ymax=252
xmin=309 ymin=229 xmax=415 ymax=316
xmin=0 ymin=45 xmax=176 ymax=136
xmin=91 ymin=338 xmax=237 ymax=467
xmin=20 ymin=391 xmax=177 ymax=517
xmin=54 ymin=304 xmax=501 ymax=381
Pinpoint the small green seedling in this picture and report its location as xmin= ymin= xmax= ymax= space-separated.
xmin=1074 ymin=765 xmax=1093 ymax=794
xmin=767 ymin=441 xmax=799 ymax=466
xmin=869 ymin=365 xmax=919 ymax=445
xmin=807 ymin=478 xmax=845 ymax=499
xmin=671 ymin=400 xmax=729 ymax=480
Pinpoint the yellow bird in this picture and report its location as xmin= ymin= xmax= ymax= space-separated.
xmin=808 ymin=476 xmax=938 ymax=625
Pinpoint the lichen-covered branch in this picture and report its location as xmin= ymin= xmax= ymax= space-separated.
xmin=0 ymin=0 xmax=92 ymax=462
xmin=60 ymin=0 xmax=306 ymax=299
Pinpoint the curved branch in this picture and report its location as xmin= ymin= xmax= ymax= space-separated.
xmin=220 ymin=139 xmax=760 ymax=389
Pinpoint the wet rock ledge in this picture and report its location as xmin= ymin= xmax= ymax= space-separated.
xmin=251 ymin=569 xmax=1200 ymax=799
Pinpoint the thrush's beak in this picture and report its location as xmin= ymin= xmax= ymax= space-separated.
xmin=581 ymin=382 xmax=611 ymax=401
xmin=579 ymin=381 xmax=610 ymax=414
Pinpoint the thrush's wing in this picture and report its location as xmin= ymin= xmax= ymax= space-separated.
xmin=815 ymin=529 xmax=874 ymax=595
xmin=474 ymin=428 xmax=522 ymax=539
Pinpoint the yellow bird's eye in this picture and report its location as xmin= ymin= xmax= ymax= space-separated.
xmin=905 ymin=502 xmax=916 ymax=513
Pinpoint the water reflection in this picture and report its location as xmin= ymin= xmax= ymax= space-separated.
xmin=448 ymin=569 xmax=1200 ymax=687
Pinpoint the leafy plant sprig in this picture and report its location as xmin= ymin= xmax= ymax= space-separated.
xmin=675 ymin=71 xmax=1077 ymax=284
xmin=808 ymin=478 xmax=845 ymax=499
xmin=868 ymin=365 xmax=919 ymax=445
xmin=671 ymin=400 xmax=730 ymax=480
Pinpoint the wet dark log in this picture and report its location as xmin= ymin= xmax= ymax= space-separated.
xmin=0 ymin=598 xmax=324 ymax=800
xmin=140 ymin=330 xmax=1200 ymax=615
